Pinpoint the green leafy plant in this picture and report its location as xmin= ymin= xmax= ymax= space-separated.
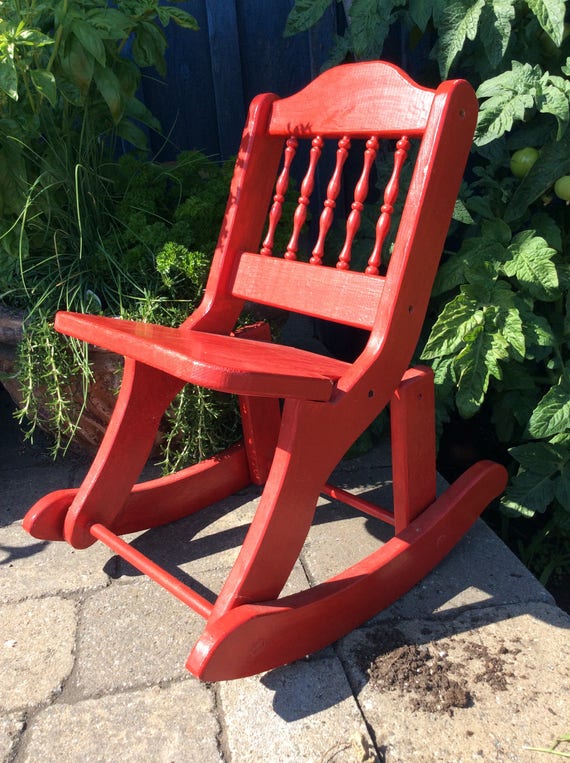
xmin=8 ymin=150 xmax=242 ymax=471
xmin=0 ymin=2 xmax=247 ymax=472
xmin=285 ymin=0 xmax=570 ymax=586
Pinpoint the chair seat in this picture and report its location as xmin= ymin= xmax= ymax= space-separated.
xmin=55 ymin=312 xmax=350 ymax=401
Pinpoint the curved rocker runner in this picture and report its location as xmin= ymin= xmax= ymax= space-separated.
xmin=23 ymin=61 xmax=508 ymax=681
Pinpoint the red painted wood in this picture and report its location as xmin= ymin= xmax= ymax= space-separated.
xmin=55 ymin=312 xmax=349 ymax=402
xmin=260 ymin=136 xmax=298 ymax=256
xmin=64 ymin=359 xmax=184 ymax=548
xmin=391 ymin=366 xmax=437 ymax=533
xmin=23 ymin=61 xmax=508 ymax=682
xmin=234 ymin=321 xmax=281 ymax=485
xmin=321 ymin=483 xmax=395 ymax=525
xmin=268 ymin=62 xmax=435 ymax=138
xmin=231 ymin=253 xmax=384 ymax=329
xmin=25 ymin=444 xmax=251 ymax=541
xmin=188 ymin=461 xmax=508 ymax=680
xmin=337 ymin=136 xmax=379 ymax=270
xmin=285 ymin=135 xmax=324 ymax=260
xmin=367 ymin=135 xmax=410 ymax=275
xmin=90 ymin=523 xmax=214 ymax=618
xmin=310 ymin=135 xmax=351 ymax=266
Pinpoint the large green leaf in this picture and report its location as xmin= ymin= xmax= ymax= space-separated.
xmin=554 ymin=463 xmax=570 ymax=511
xmin=501 ymin=231 xmax=559 ymax=301
xmin=421 ymin=289 xmax=482 ymax=358
xmin=478 ymin=0 xmax=515 ymax=69
xmin=157 ymin=7 xmax=199 ymax=30
xmin=432 ymin=235 xmax=507 ymax=296
xmin=491 ymin=386 xmax=539 ymax=442
xmin=62 ymin=35 xmax=95 ymax=96
xmin=285 ymin=0 xmax=334 ymax=36
xmin=455 ymin=326 xmax=502 ymax=419
xmin=29 ymin=69 xmax=57 ymax=106
xmin=454 ymin=326 xmax=508 ymax=417
xmin=93 ymin=63 xmax=123 ymax=123
xmin=16 ymin=28 xmax=55 ymax=48
xmin=432 ymin=0 xmax=485 ymax=76
xmin=502 ymin=468 xmax=556 ymax=516
xmin=529 ymin=384 xmax=570 ymax=438
xmin=510 ymin=441 xmax=564 ymax=473
xmin=541 ymin=77 xmax=570 ymax=139
xmin=514 ymin=299 xmax=555 ymax=357
xmin=72 ymin=19 xmax=106 ymax=66
xmin=526 ymin=0 xmax=566 ymax=46
xmin=475 ymin=62 xmax=543 ymax=145
xmin=408 ymin=0 xmax=435 ymax=31
xmin=349 ymin=0 xmax=406 ymax=58
xmin=495 ymin=304 xmax=525 ymax=361
xmin=86 ymin=8 xmax=133 ymax=39
xmin=0 ymin=59 xmax=18 ymax=100
xmin=132 ymin=21 xmax=167 ymax=75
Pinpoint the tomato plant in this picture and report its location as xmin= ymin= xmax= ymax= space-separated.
xmin=510 ymin=147 xmax=539 ymax=178
xmin=285 ymin=0 xmax=570 ymax=588
xmin=554 ymin=175 xmax=570 ymax=201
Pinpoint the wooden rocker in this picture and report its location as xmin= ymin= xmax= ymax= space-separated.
xmin=23 ymin=61 xmax=507 ymax=681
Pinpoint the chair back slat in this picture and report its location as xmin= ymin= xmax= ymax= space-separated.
xmin=267 ymin=62 xmax=435 ymax=138
xmin=310 ymin=136 xmax=351 ymax=266
xmin=260 ymin=136 xmax=298 ymax=257
xmin=231 ymin=253 xmax=383 ymax=330
xmin=337 ymin=136 xmax=379 ymax=271
xmin=285 ymin=136 xmax=324 ymax=261
xmin=366 ymin=135 xmax=410 ymax=276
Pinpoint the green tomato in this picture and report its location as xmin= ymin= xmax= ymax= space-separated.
xmin=510 ymin=147 xmax=539 ymax=178
xmin=554 ymin=175 xmax=570 ymax=202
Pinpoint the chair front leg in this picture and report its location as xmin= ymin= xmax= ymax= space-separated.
xmin=63 ymin=359 xmax=183 ymax=549
xmin=211 ymin=396 xmax=360 ymax=615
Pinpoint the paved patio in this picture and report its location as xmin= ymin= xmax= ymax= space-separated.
xmin=1 ymin=386 xmax=569 ymax=763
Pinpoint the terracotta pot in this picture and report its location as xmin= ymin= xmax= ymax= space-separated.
xmin=0 ymin=307 xmax=125 ymax=453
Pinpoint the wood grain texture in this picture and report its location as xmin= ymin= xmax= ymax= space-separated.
xmin=55 ymin=312 xmax=349 ymax=401
xmin=231 ymin=253 xmax=384 ymax=329
xmin=268 ymin=62 xmax=435 ymax=138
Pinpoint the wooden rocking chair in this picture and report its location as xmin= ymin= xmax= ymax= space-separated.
xmin=23 ymin=61 xmax=507 ymax=681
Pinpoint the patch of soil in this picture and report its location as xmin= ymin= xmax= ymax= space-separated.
xmin=367 ymin=639 xmax=471 ymax=715
xmin=464 ymin=641 xmax=518 ymax=691
xmin=360 ymin=627 xmax=518 ymax=716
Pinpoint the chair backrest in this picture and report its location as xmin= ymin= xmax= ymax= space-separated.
xmin=190 ymin=62 xmax=477 ymax=354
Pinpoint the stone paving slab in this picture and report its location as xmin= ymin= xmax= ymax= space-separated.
xmin=1 ymin=385 xmax=569 ymax=763
xmin=337 ymin=601 xmax=570 ymax=763
xmin=114 ymin=489 xmax=261 ymax=581
xmin=0 ymin=597 xmax=77 ymax=713
xmin=0 ymin=521 xmax=113 ymax=604
xmin=0 ymin=464 xmax=76 ymax=529
xmin=0 ymin=716 xmax=24 ymax=763
xmin=384 ymin=519 xmax=555 ymax=619
xmin=17 ymin=680 xmax=221 ymax=763
xmin=71 ymin=581 xmax=205 ymax=696
xmin=218 ymin=654 xmax=376 ymax=762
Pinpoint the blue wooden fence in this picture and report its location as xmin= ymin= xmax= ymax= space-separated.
xmin=141 ymin=1 xmax=340 ymax=161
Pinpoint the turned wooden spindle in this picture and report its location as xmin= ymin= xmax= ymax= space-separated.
xmin=285 ymin=135 xmax=324 ymax=261
xmin=310 ymin=136 xmax=351 ymax=266
xmin=337 ymin=136 xmax=379 ymax=271
xmin=261 ymin=136 xmax=298 ymax=256
xmin=366 ymin=135 xmax=411 ymax=275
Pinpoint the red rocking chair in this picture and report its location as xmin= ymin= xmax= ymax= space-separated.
xmin=23 ymin=61 xmax=507 ymax=681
